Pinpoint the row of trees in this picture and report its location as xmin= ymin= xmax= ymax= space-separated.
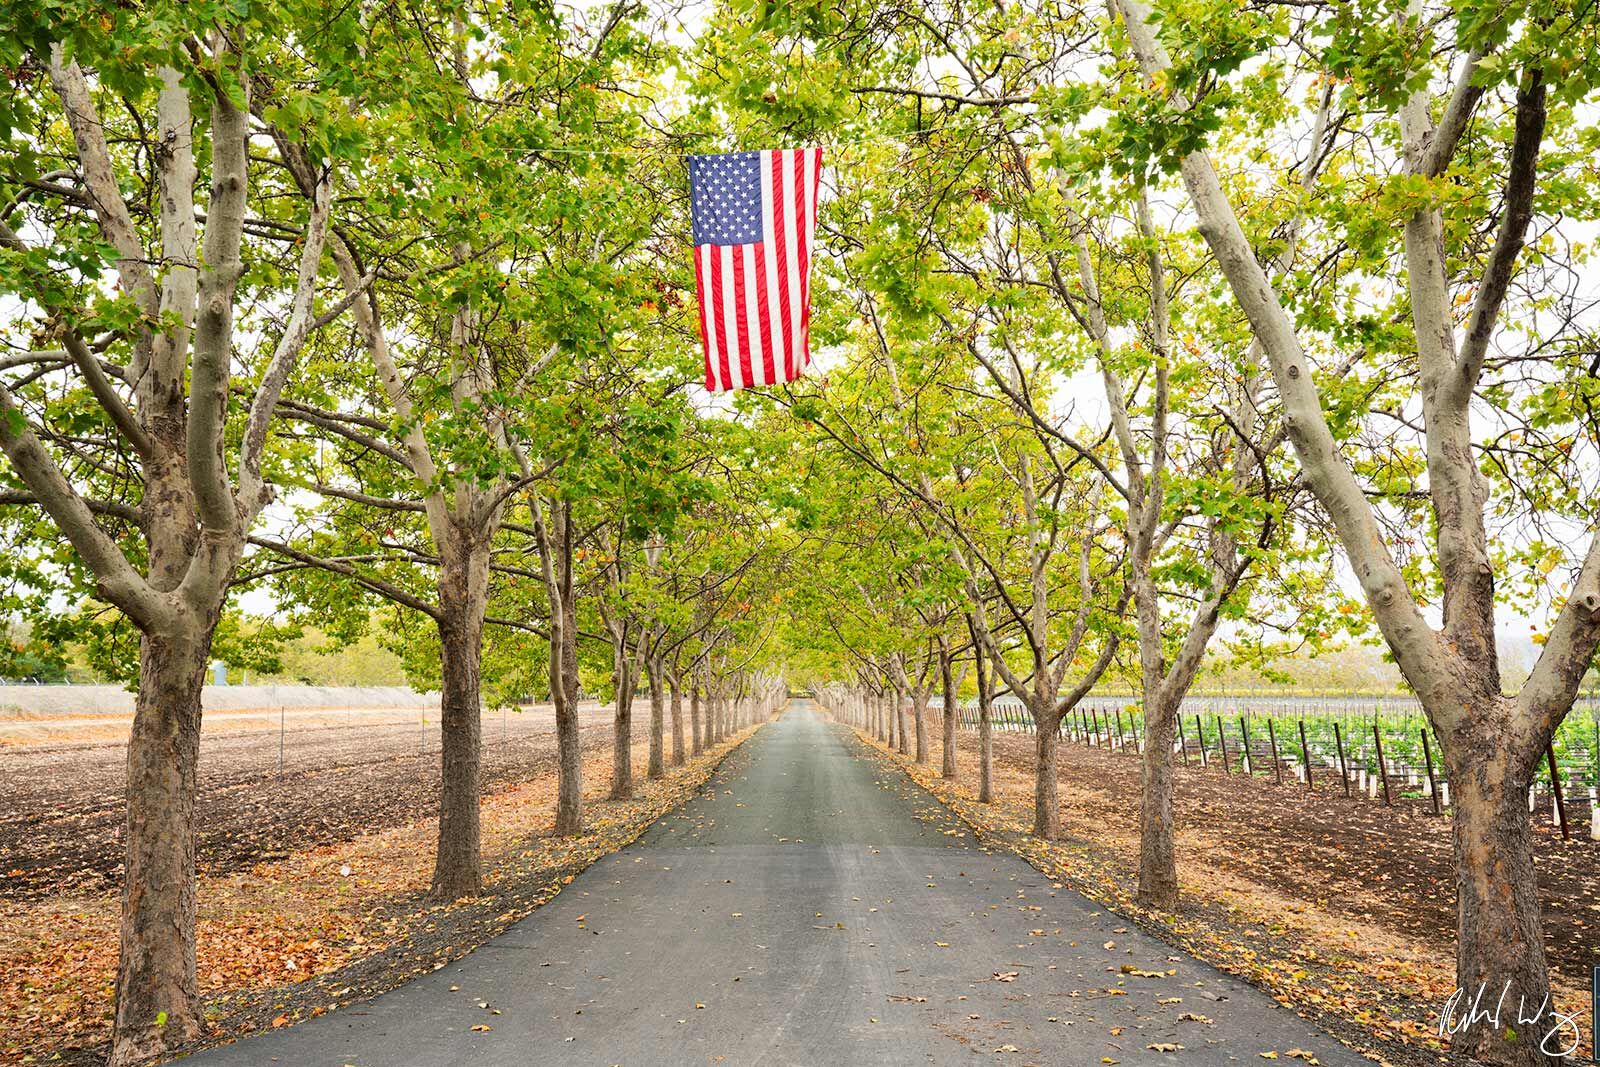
xmin=0 ymin=3 xmax=804 ymax=1063
xmin=724 ymin=2 xmax=1599 ymax=1065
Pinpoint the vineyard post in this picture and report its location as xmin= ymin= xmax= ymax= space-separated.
xmin=1195 ymin=714 xmax=1207 ymax=767
xmin=1422 ymin=728 xmax=1441 ymax=816
xmin=1266 ymin=718 xmax=1282 ymax=785
xmin=1372 ymin=722 xmax=1392 ymax=806
xmin=1333 ymin=721 xmax=1350 ymax=798
xmin=1239 ymin=716 xmax=1253 ymax=776
xmin=1092 ymin=708 xmax=1104 ymax=748
xmin=1115 ymin=707 xmax=1126 ymax=749
xmin=1177 ymin=714 xmax=1190 ymax=766
xmin=1080 ymin=707 xmax=1091 ymax=746
xmin=1217 ymin=715 xmax=1230 ymax=774
xmin=1547 ymin=741 xmax=1570 ymax=841
xmin=1297 ymin=718 xmax=1313 ymax=791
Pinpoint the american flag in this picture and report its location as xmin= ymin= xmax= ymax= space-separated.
xmin=687 ymin=148 xmax=823 ymax=392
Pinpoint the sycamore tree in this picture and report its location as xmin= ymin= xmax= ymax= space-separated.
xmin=1106 ymin=0 xmax=1600 ymax=1059
xmin=257 ymin=0 xmax=673 ymax=895
xmin=0 ymin=3 xmax=380 ymax=1059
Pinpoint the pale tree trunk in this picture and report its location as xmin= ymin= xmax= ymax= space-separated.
xmin=553 ymin=505 xmax=581 ymax=835
xmin=894 ymin=684 xmax=909 ymax=755
xmin=647 ymin=654 xmax=665 ymax=779
xmin=1135 ymin=594 xmax=1230 ymax=909
xmin=913 ymin=688 xmax=929 ymax=764
xmin=1137 ymin=689 xmax=1179 ymax=908
xmin=939 ymin=639 xmax=957 ymax=779
xmin=1130 ymin=544 xmax=1178 ymax=907
xmin=430 ymin=534 xmax=490 ymax=900
xmin=110 ymin=624 xmax=213 ymax=1065
xmin=535 ymin=496 xmax=582 ymax=836
xmin=1449 ymin=729 xmax=1550 ymax=1064
xmin=973 ymin=636 xmax=994 ymax=804
xmin=669 ymin=666 xmax=685 ymax=766
xmin=691 ymin=681 xmax=703 ymax=755
xmin=551 ymin=658 xmax=581 ymax=836
xmin=1031 ymin=698 xmax=1061 ymax=838
xmin=610 ymin=637 xmax=635 ymax=799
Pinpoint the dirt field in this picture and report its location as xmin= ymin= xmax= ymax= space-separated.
xmin=978 ymin=728 xmax=1600 ymax=984
xmin=1 ymin=717 xmax=752 ymax=1066
xmin=0 ymin=702 xmax=629 ymax=899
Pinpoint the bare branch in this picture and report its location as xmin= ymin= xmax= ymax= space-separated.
xmin=187 ymin=54 xmax=251 ymax=533
xmin=240 ymin=166 xmax=334 ymax=514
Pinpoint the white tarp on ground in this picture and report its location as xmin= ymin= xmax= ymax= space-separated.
xmin=0 ymin=684 xmax=439 ymax=717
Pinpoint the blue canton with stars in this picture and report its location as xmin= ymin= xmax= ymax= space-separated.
xmin=688 ymin=152 xmax=764 ymax=246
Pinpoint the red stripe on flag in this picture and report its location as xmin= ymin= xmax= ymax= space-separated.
xmin=694 ymin=249 xmax=714 ymax=390
xmin=709 ymin=246 xmax=731 ymax=391
xmin=732 ymin=244 xmax=753 ymax=387
xmin=771 ymin=150 xmax=794 ymax=381
xmin=754 ymin=241 xmax=775 ymax=385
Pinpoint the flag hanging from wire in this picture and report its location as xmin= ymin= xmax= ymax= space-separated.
xmin=687 ymin=148 xmax=823 ymax=392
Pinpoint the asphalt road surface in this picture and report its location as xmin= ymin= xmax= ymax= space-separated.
xmin=185 ymin=701 xmax=1362 ymax=1066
